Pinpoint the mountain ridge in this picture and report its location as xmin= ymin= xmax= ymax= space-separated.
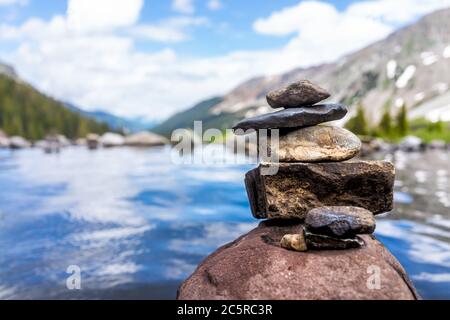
xmin=155 ymin=8 xmax=450 ymax=137
xmin=64 ymin=102 xmax=157 ymax=133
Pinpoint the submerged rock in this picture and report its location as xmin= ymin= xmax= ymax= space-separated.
xmin=232 ymin=104 xmax=347 ymax=134
xmin=305 ymin=230 xmax=365 ymax=250
xmin=280 ymin=230 xmax=307 ymax=252
xmin=86 ymin=133 xmax=99 ymax=150
xmin=399 ymin=136 xmax=423 ymax=152
xmin=245 ymin=161 xmax=394 ymax=220
xmin=267 ymin=125 xmax=361 ymax=162
xmin=9 ymin=136 xmax=30 ymax=149
xmin=266 ymin=80 xmax=330 ymax=109
xmin=305 ymin=206 xmax=376 ymax=238
xmin=177 ymin=220 xmax=419 ymax=300
xmin=100 ymin=132 xmax=125 ymax=148
xmin=124 ymin=131 xmax=169 ymax=147
xmin=427 ymin=140 xmax=446 ymax=149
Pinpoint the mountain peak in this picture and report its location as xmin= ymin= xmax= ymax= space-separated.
xmin=209 ymin=7 xmax=450 ymax=124
xmin=133 ymin=8 xmax=450 ymax=136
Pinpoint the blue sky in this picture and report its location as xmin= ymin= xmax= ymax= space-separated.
xmin=2 ymin=1 xmax=356 ymax=56
xmin=0 ymin=0 xmax=449 ymax=120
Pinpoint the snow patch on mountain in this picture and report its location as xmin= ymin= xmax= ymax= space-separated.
xmin=443 ymin=45 xmax=450 ymax=58
xmin=421 ymin=51 xmax=438 ymax=66
xmin=386 ymin=60 xmax=397 ymax=79
xmin=396 ymin=65 xmax=416 ymax=89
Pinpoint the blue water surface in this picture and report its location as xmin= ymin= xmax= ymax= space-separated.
xmin=0 ymin=146 xmax=449 ymax=299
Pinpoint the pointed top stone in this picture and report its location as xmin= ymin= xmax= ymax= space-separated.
xmin=267 ymin=80 xmax=330 ymax=109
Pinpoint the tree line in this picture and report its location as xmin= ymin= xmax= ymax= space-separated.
xmin=0 ymin=74 xmax=110 ymax=140
xmin=345 ymin=101 xmax=449 ymax=142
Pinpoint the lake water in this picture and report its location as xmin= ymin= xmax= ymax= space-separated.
xmin=0 ymin=146 xmax=449 ymax=299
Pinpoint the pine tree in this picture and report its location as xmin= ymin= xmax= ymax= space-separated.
xmin=378 ymin=109 xmax=393 ymax=138
xmin=345 ymin=104 xmax=369 ymax=135
xmin=396 ymin=103 xmax=409 ymax=137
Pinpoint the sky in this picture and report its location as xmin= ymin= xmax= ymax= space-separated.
xmin=1 ymin=0 xmax=450 ymax=121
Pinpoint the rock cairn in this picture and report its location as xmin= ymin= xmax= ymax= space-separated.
xmin=178 ymin=80 xmax=419 ymax=300
xmin=232 ymin=79 xmax=394 ymax=251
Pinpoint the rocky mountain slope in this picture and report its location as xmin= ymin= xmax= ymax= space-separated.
xmin=0 ymin=62 xmax=17 ymax=79
xmin=154 ymin=8 xmax=450 ymax=136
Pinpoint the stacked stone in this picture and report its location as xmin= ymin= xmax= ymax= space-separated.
xmin=233 ymin=80 xmax=395 ymax=251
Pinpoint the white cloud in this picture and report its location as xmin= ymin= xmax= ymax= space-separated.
xmin=253 ymin=0 xmax=450 ymax=71
xmin=0 ymin=0 xmax=27 ymax=6
xmin=1 ymin=0 xmax=450 ymax=121
xmin=131 ymin=16 xmax=208 ymax=43
xmin=207 ymin=0 xmax=222 ymax=11
xmin=347 ymin=0 xmax=450 ymax=25
xmin=256 ymin=0 xmax=450 ymax=36
xmin=253 ymin=1 xmax=392 ymax=69
xmin=172 ymin=0 xmax=194 ymax=14
xmin=67 ymin=0 xmax=144 ymax=32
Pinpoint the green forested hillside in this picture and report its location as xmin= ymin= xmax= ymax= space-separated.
xmin=0 ymin=74 xmax=110 ymax=140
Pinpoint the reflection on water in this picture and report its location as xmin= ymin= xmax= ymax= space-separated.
xmin=0 ymin=146 xmax=448 ymax=299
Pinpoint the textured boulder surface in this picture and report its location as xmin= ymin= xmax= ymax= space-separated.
xmin=268 ymin=125 xmax=361 ymax=162
xmin=232 ymin=104 xmax=347 ymax=133
xmin=305 ymin=206 xmax=376 ymax=238
xmin=245 ymin=161 xmax=394 ymax=219
xmin=177 ymin=220 xmax=420 ymax=300
xmin=266 ymin=80 xmax=330 ymax=109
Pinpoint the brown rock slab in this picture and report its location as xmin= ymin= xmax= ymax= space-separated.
xmin=266 ymin=125 xmax=361 ymax=162
xmin=177 ymin=220 xmax=419 ymax=300
xmin=305 ymin=230 xmax=365 ymax=250
xmin=266 ymin=80 xmax=330 ymax=109
xmin=245 ymin=161 xmax=394 ymax=220
xmin=305 ymin=206 xmax=376 ymax=238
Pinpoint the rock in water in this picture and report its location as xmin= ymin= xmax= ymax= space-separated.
xmin=245 ymin=161 xmax=394 ymax=220
xmin=9 ymin=136 xmax=30 ymax=149
xmin=100 ymin=132 xmax=125 ymax=147
xmin=232 ymin=104 xmax=347 ymax=134
xmin=267 ymin=80 xmax=330 ymax=109
xmin=86 ymin=133 xmax=99 ymax=150
xmin=177 ymin=220 xmax=419 ymax=300
xmin=267 ymin=125 xmax=361 ymax=162
xmin=280 ymin=231 xmax=307 ymax=252
xmin=124 ymin=131 xmax=169 ymax=147
xmin=304 ymin=231 xmax=365 ymax=250
xmin=305 ymin=206 xmax=376 ymax=238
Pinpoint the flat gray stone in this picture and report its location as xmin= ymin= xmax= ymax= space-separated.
xmin=266 ymin=125 xmax=361 ymax=162
xmin=305 ymin=231 xmax=365 ymax=250
xmin=305 ymin=206 xmax=376 ymax=238
xmin=267 ymin=80 xmax=330 ymax=109
xmin=232 ymin=104 xmax=347 ymax=134
xmin=245 ymin=161 xmax=395 ymax=220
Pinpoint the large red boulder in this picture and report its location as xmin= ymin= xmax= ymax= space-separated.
xmin=177 ymin=220 xmax=419 ymax=300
